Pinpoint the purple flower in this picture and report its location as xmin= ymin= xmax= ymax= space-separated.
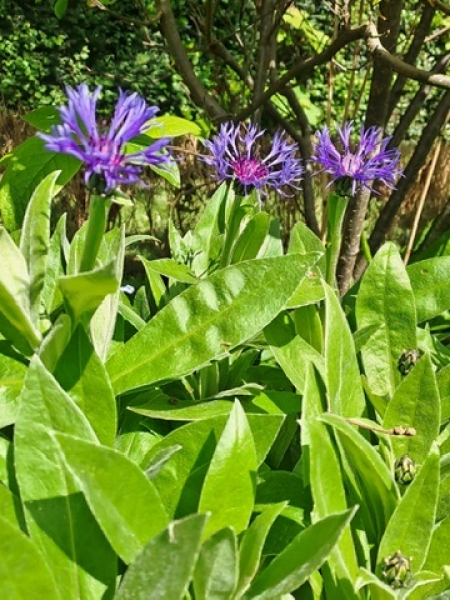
xmin=311 ymin=122 xmax=402 ymax=196
xmin=203 ymin=122 xmax=303 ymax=197
xmin=38 ymin=84 xmax=171 ymax=192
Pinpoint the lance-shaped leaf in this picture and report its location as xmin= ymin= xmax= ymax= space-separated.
xmin=199 ymin=400 xmax=257 ymax=539
xmin=301 ymin=366 xmax=359 ymax=597
xmin=54 ymin=325 xmax=117 ymax=446
xmin=0 ymin=228 xmax=41 ymax=354
xmin=323 ymin=283 xmax=365 ymax=417
xmin=116 ymin=514 xmax=207 ymax=600
xmin=383 ymin=354 xmax=440 ymax=464
xmin=0 ymin=515 xmax=60 ymax=600
xmin=377 ymin=444 xmax=440 ymax=576
xmin=58 ymin=260 xmax=119 ymax=323
xmin=107 ymin=253 xmax=318 ymax=395
xmin=90 ymin=226 xmax=126 ymax=361
xmin=144 ymin=413 xmax=283 ymax=520
xmin=54 ymin=432 xmax=168 ymax=565
xmin=14 ymin=357 xmax=116 ymax=599
xmin=320 ymin=413 xmax=399 ymax=541
xmin=356 ymin=243 xmax=416 ymax=397
xmin=243 ymin=508 xmax=357 ymax=600
xmin=193 ymin=527 xmax=238 ymax=600
xmin=236 ymin=502 xmax=287 ymax=598
xmin=20 ymin=171 xmax=60 ymax=326
xmin=407 ymin=256 xmax=450 ymax=323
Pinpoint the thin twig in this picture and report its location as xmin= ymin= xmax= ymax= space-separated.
xmin=346 ymin=418 xmax=417 ymax=437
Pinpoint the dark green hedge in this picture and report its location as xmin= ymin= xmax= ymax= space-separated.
xmin=0 ymin=0 xmax=192 ymax=115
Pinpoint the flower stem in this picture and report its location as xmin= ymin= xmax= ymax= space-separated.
xmin=325 ymin=192 xmax=348 ymax=288
xmin=79 ymin=194 xmax=111 ymax=273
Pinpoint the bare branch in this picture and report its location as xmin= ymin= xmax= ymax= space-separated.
xmin=276 ymin=87 xmax=321 ymax=236
xmin=366 ymin=20 xmax=450 ymax=90
xmin=235 ymin=24 xmax=367 ymax=121
xmin=387 ymin=3 xmax=436 ymax=119
xmin=156 ymin=0 xmax=228 ymax=120
xmin=354 ymin=89 xmax=450 ymax=280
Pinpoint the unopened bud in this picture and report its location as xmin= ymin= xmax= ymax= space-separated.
xmin=382 ymin=550 xmax=412 ymax=588
xmin=398 ymin=349 xmax=421 ymax=376
xmin=394 ymin=455 xmax=416 ymax=485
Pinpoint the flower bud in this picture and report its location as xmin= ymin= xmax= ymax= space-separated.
xmin=394 ymin=455 xmax=416 ymax=485
xmin=397 ymin=349 xmax=421 ymax=376
xmin=382 ymin=551 xmax=412 ymax=588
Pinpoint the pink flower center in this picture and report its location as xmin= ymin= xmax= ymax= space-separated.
xmin=341 ymin=153 xmax=363 ymax=176
xmin=231 ymin=157 xmax=269 ymax=184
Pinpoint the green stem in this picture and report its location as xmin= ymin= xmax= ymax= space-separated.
xmin=360 ymin=228 xmax=372 ymax=265
xmin=325 ymin=192 xmax=349 ymax=288
xmin=79 ymin=194 xmax=111 ymax=273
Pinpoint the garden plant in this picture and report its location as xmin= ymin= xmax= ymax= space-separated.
xmin=0 ymin=1 xmax=450 ymax=599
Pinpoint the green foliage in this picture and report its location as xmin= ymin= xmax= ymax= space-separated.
xmin=0 ymin=0 xmax=193 ymax=116
xmin=0 ymin=103 xmax=450 ymax=599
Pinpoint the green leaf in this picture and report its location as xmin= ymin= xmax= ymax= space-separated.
xmin=0 ymin=515 xmax=60 ymax=600
xmin=145 ymin=414 xmax=283 ymax=520
xmin=107 ymin=253 xmax=318 ymax=395
xmin=236 ymin=503 xmax=287 ymax=598
xmin=116 ymin=514 xmax=207 ymax=600
xmin=408 ymin=257 xmax=450 ymax=322
xmin=14 ymin=357 xmax=116 ymax=599
xmin=199 ymin=401 xmax=257 ymax=539
xmin=301 ymin=366 xmax=359 ymax=596
xmin=58 ymin=260 xmax=120 ymax=323
xmin=0 ymin=136 xmax=81 ymax=231
xmin=0 ymin=351 xmax=27 ymax=427
xmin=377 ymin=444 xmax=440 ymax=575
xmin=288 ymin=220 xmax=326 ymax=274
xmin=244 ymin=508 xmax=357 ymax=600
xmin=383 ymin=354 xmax=440 ymax=463
xmin=320 ymin=413 xmax=399 ymax=541
xmin=323 ymin=283 xmax=365 ymax=417
xmin=0 ymin=228 xmax=41 ymax=354
xmin=190 ymin=182 xmax=230 ymax=276
xmin=22 ymin=106 xmax=60 ymax=131
xmin=194 ymin=527 xmax=238 ymax=600
xmin=20 ymin=171 xmax=60 ymax=325
xmin=356 ymin=242 xmax=417 ymax=397
xmin=54 ymin=432 xmax=168 ymax=564
xmin=231 ymin=212 xmax=272 ymax=264
xmin=141 ymin=257 xmax=198 ymax=284
xmin=265 ymin=312 xmax=325 ymax=393
xmin=145 ymin=115 xmax=202 ymax=137
xmin=150 ymin=156 xmax=181 ymax=188
xmin=41 ymin=213 xmax=67 ymax=318
xmin=131 ymin=397 xmax=233 ymax=421
xmin=54 ymin=325 xmax=117 ymax=446
xmin=424 ymin=514 xmax=450 ymax=573
xmin=90 ymin=226 xmax=126 ymax=360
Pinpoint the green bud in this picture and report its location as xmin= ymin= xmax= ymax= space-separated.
xmin=394 ymin=455 xmax=417 ymax=485
xmin=382 ymin=551 xmax=412 ymax=588
xmin=398 ymin=349 xmax=421 ymax=376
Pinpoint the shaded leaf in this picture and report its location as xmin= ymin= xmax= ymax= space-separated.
xmin=54 ymin=432 xmax=168 ymax=564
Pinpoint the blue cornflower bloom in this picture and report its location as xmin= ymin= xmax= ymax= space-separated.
xmin=38 ymin=84 xmax=171 ymax=193
xmin=203 ymin=122 xmax=303 ymax=197
xmin=311 ymin=122 xmax=402 ymax=196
